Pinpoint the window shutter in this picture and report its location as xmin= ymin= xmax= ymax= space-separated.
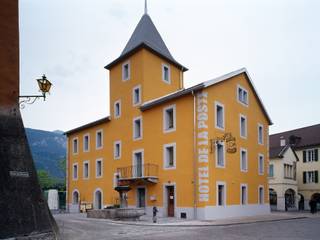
xmin=315 ymin=149 xmax=318 ymax=162
xmin=303 ymin=172 xmax=306 ymax=184
xmin=315 ymin=171 xmax=318 ymax=183
xmin=303 ymin=151 xmax=306 ymax=162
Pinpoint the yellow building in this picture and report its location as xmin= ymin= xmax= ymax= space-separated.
xmin=66 ymin=10 xmax=272 ymax=220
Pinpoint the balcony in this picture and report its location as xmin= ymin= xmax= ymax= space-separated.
xmin=116 ymin=164 xmax=159 ymax=185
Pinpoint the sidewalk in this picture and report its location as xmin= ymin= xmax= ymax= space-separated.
xmin=83 ymin=211 xmax=317 ymax=227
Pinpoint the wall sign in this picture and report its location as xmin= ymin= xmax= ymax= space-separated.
xmin=210 ymin=132 xmax=237 ymax=154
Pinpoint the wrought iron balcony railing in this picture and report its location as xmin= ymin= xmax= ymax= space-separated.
xmin=117 ymin=163 xmax=158 ymax=180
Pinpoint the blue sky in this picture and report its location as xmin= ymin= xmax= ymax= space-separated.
xmin=19 ymin=0 xmax=320 ymax=134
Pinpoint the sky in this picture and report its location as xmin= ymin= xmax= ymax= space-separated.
xmin=19 ymin=0 xmax=320 ymax=134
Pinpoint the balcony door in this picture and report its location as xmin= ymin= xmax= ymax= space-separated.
xmin=134 ymin=151 xmax=143 ymax=177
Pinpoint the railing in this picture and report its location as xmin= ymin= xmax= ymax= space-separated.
xmin=117 ymin=164 xmax=158 ymax=179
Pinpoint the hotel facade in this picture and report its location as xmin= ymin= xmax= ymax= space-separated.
xmin=66 ymin=11 xmax=272 ymax=220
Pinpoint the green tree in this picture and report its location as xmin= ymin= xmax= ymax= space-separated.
xmin=37 ymin=169 xmax=55 ymax=190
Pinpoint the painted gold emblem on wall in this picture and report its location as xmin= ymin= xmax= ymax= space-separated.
xmin=210 ymin=132 xmax=237 ymax=154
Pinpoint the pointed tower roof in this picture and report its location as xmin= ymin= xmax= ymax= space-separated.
xmin=105 ymin=14 xmax=188 ymax=71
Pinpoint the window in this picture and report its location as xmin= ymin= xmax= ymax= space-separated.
xmin=122 ymin=61 xmax=130 ymax=81
xmin=284 ymin=164 xmax=294 ymax=179
xmin=164 ymin=143 xmax=176 ymax=169
xmin=133 ymin=150 xmax=144 ymax=177
xmin=240 ymin=114 xmax=247 ymax=138
xmin=114 ymin=141 xmax=121 ymax=160
xmin=237 ymin=85 xmax=248 ymax=105
xmin=83 ymin=161 xmax=89 ymax=179
xmin=258 ymin=186 xmax=264 ymax=204
xmin=114 ymin=100 xmax=121 ymax=118
xmin=258 ymin=124 xmax=264 ymax=145
xmin=217 ymin=182 xmax=226 ymax=206
xmin=303 ymin=171 xmax=319 ymax=184
xmin=96 ymin=130 xmax=103 ymax=149
xmin=216 ymin=141 xmax=225 ymax=167
xmin=133 ymin=117 xmax=142 ymax=140
xmin=269 ymin=164 xmax=274 ymax=177
xmin=73 ymin=163 xmax=78 ymax=180
xmin=215 ymin=102 xmax=224 ymax=130
xmin=258 ymin=154 xmax=264 ymax=175
xmin=83 ymin=134 xmax=90 ymax=152
xmin=162 ymin=64 xmax=171 ymax=83
xmin=240 ymin=184 xmax=247 ymax=205
xmin=303 ymin=149 xmax=319 ymax=162
xmin=72 ymin=138 xmax=78 ymax=154
xmin=132 ymin=85 xmax=141 ymax=106
xmin=96 ymin=159 xmax=102 ymax=178
xmin=240 ymin=148 xmax=248 ymax=172
xmin=163 ymin=105 xmax=176 ymax=133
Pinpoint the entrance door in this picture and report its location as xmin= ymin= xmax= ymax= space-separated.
xmin=167 ymin=186 xmax=175 ymax=217
xmin=137 ymin=188 xmax=146 ymax=208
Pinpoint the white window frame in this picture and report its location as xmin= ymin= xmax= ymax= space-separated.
xmin=83 ymin=133 xmax=90 ymax=152
xmin=114 ymin=140 xmax=122 ymax=160
xmin=240 ymin=148 xmax=248 ymax=172
xmin=132 ymin=85 xmax=141 ymax=106
xmin=72 ymin=137 xmax=78 ymax=155
xmin=132 ymin=149 xmax=144 ymax=177
xmin=216 ymin=181 xmax=226 ymax=206
xmin=163 ymin=143 xmax=176 ymax=170
xmin=240 ymin=183 xmax=248 ymax=205
xmin=96 ymin=129 xmax=103 ymax=150
xmin=215 ymin=141 xmax=225 ymax=168
xmin=258 ymin=185 xmax=264 ymax=204
xmin=215 ymin=101 xmax=225 ymax=130
xmin=237 ymin=84 xmax=249 ymax=106
xmin=114 ymin=100 xmax=121 ymax=119
xmin=72 ymin=163 xmax=78 ymax=180
xmin=258 ymin=154 xmax=264 ymax=175
xmin=162 ymin=63 xmax=171 ymax=84
xmin=239 ymin=114 xmax=247 ymax=139
xmin=133 ymin=116 xmax=143 ymax=140
xmin=95 ymin=158 xmax=103 ymax=178
xmin=258 ymin=123 xmax=264 ymax=145
xmin=163 ymin=104 xmax=176 ymax=133
xmin=122 ymin=61 xmax=130 ymax=81
xmin=83 ymin=160 xmax=89 ymax=179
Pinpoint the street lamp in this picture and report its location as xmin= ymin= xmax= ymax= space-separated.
xmin=19 ymin=74 xmax=52 ymax=108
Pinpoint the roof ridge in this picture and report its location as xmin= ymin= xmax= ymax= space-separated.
xmin=270 ymin=123 xmax=320 ymax=136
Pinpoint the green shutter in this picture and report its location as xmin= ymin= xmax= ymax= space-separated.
xmin=303 ymin=172 xmax=306 ymax=184
xmin=303 ymin=151 xmax=306 ymax=162
xmin=315 ymin=171 xmax=318 ymax=183
xmin=315 ymin=149 xmax=318 ymax=162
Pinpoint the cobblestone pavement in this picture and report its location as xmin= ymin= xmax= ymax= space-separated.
xmin=54 ymin=213 xmax=320 ymax=240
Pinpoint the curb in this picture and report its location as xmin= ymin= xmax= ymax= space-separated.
xmin=98 ymin=216 xmax=308 ymax=227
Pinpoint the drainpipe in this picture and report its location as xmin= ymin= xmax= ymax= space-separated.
xmin=192 ymin=90 xmax=197 ymax=219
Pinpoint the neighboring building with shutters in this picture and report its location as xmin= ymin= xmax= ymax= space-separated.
xmin=269 ymin=124 xmax=320 ymax=210
xmin=65 ymin=9 xmax=272 ymax=220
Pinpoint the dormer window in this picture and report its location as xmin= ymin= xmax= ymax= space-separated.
xmin=122 ymin=61 xmax=130 ymax=81
xmin=162 ymin=64 xmax=171 ymax=83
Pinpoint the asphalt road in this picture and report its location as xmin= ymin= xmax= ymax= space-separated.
xmin=55 ymin=214 xmax=320 ymax=240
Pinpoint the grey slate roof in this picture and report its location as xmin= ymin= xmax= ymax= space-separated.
xmin=105 ymin=14 xmax=187 ymax=71
xmin=270 ymin=124 xmax=320 ymax=150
